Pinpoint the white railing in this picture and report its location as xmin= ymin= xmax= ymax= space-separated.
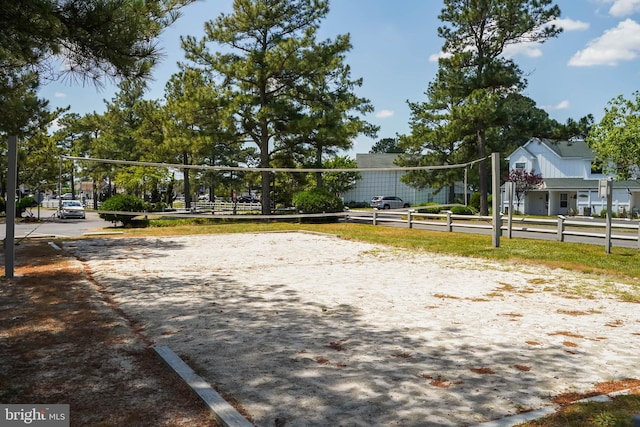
xmin=345 ymin=208 xmax=640 ymax=248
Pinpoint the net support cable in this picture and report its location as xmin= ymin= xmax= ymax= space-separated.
xmin=61 ymin=155 xmax=487 ymax=173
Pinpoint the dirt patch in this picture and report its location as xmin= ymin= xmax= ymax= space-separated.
xmin=551 ymin=379 xmax=640 ymax=405
xmin=0 ymin=241 xmax=219 ymax=427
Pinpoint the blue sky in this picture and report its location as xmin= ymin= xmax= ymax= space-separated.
xmin=40 ymin=0 xmax=640 ymax=156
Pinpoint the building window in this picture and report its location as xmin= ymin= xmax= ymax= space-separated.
xmin=515 ymin=162 xmax=525 ymax=170
xmin=560 ymin=193 xmax=568 ymax=208
xmin=591 ymin=160 xmax=603 ymax=174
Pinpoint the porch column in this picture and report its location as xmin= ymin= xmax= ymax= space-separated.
xmin=548 ymin=191 xmax=559 ymax=216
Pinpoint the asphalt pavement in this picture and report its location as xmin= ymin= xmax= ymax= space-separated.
xmin=0 ymin=209 xmax=115 ymax=241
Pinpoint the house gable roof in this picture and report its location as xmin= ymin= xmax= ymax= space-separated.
xmin=505 ymin=146 xmax=535 ymax=161
xmin=523 ymin=137 xmax=594 ymax=159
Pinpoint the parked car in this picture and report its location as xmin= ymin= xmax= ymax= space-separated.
xmin=58 ymin=200 xmax=86 ymax=219
xmin=370 ymin=196 xmax=410 ymax=209
xmin=60 ymin=193 xmax=75 ymax=200
xmin=237 ymin=195 xmax=259 ymax=203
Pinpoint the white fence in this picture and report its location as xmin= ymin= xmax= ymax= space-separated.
xmin=345 ymin=209 xmax=640 ymax=249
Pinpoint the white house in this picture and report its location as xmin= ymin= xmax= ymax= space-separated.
xmin=504 ymin=138 xmax=640 ymax=216
xmin=340 ymin=153 xmax=465 ymax=206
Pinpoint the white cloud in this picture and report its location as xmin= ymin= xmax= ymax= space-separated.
xmin=48 ymin=118 xmax=61 ymax=132
xmin=550 ymin=18 xmax=590 ymax=32
xmin=607 ymin=0 xmax=640 ymax=17
xmin=504 ymin=18 xmax=589 ymax=58
xmin=54 ymin=92 xmax=66 ymax=98
xmin=428 ymin=51 xmax=450 ymax=62
xmin=541 ymin=100 xmax=570 ymax=111
xmin=569 ymin=18 xmax=640 ymax=66
xmin=375 ymin=109 xmax=394 ymax=119
xmin=503 ymin=42 xmax=543 ymax=58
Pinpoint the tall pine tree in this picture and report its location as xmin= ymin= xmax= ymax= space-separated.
xmin=181 ymin=0 xmax=372 ymax=214
xmin=403 ymin=0 xmax=561 ymax=214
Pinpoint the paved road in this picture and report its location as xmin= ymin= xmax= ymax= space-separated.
xmin=0 ymin=209 xmax=115 ymax=241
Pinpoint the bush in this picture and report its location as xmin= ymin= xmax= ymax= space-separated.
xmin=469 ymin=192 xmax=481 ymax=211
xmin=292 ymin=188 xmax=343 ymax=223
xmin=99 ymin=194 xmax=147 ymax=227
xmin=449 ymin=205 xmax=475 ymax=215
xmin=416 ymin=205 xmax=443 ymax=214
xmin=0 ymin=196 xmax=5 ymax=214
xmin=599 ymin=208 xmax=619 ymax=219
xmin=146 ymin=201 xmax=169 ymax=212
xmin=469 ymin=193 xmax=492 ymax=212
xmin=16 ymin=196 xmax=37 ymax=217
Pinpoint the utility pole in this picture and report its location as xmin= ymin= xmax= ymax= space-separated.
xmin=5 ymin=136 xmax=18 ymax=278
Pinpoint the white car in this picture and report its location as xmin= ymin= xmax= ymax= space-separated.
xmin=58 ymin=200 xmax=86 ymax=219
xmin=370 ymin=196 xmax=410 ymax=209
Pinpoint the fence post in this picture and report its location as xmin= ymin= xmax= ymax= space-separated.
xmin=491 ymin=152 xmax=501 ymax=248
xmin=446 ymin=211 xmax=453 ymax=232
xmin=557 ymin=215 xmax=565 ymax=242
xmin=407 ymin=209 xmax=413 ymax=229
xmin=506 ymin=181 xmax=514 ymax=239
xmin=373 ymin=209 xmax=377 ymax=226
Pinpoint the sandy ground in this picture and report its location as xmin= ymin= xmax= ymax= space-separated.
xmin=65 ymin=232 xmax=640 ymax=427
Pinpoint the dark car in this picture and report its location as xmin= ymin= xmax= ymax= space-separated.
xmin=237 ymin=195 xmax=259 ymax=203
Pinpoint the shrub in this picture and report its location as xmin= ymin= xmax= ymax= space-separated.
xmin=16 ymin=196 xmax=37 ymax=217
xmin=470 ymin=193 xmax=492 ymax=212
xmin=469 ymin=192 xmax=481 ymax=211
xmin=449 ymin=205 xmax=475 ymax=215
xmin=0 ymin=196 xmax=5 ymax=214
xmin=599 ymin=208 xmax=619 ymax=219
xmin=292 ymin=188 xmax=343 ymax=223
xmin=146 ymin=201 xmax=169 ymax=212
xmin=99 ymin=194 xmax=146 ymax=226
xmin=416 ymin=205 xmax=442 ymax=214
xmin=17 ymin=196 xmax=37 ymax=209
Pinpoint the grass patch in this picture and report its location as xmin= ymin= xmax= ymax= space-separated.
xmin=517 ymin=392 xmax=640 ymax=427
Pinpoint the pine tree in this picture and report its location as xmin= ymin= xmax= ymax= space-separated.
xmin=1 ymin=0 xmax=195 ymax=85
xmin=405 ymin=0 xmax=562 ymax=215
xmin=181 ymin=0 xmax=372 ymax=214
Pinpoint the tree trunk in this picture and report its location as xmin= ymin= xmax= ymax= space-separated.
xmin=448 ymin=182 xmax=456 ymax=204
xmin=183 ymin=152 xmax=191 ymax=209
xmin=260 ymin=132 xmax=271 ymax=215
xmin=315 ymin=146 xmax=323 ymax=188
xmin=93 ymin=179 xmax=98 ymax=210
xmin=70 ymin=166 xmax=75 ymax=199
xmin=477 ymin=122 xmax=488 ymax=216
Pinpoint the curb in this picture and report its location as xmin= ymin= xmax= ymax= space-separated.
xmin=154 ymin=346 xmax=253 ymax=427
